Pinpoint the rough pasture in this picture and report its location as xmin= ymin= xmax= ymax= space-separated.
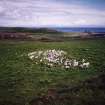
xmin=0 ymin=39 xmax=105 ymax=105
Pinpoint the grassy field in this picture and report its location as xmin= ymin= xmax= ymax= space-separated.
xmin=0 ymin=39 xmax=105 ymax=105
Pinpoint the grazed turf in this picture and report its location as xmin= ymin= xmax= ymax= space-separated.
xmin=0 ymin=39 xmax=105 ymax=105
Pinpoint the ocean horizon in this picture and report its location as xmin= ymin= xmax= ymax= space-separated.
xmin=53 ymin=27 xmax=105 ymax=33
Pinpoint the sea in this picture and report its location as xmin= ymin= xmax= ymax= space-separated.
xmin=53 ymin=27 xmax=105 ymax=33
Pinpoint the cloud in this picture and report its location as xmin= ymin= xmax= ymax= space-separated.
xmin=0 ymin=0 xmax=105 ymax=27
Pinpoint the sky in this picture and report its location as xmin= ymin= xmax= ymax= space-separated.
xmin=0 ymin=0 xmax=105 ymax=27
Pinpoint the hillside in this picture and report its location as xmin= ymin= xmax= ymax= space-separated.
xmin=0 ymin=27 xmax=61 ymax=34
xmin=0 ymin=27 xmax=105 ymax=41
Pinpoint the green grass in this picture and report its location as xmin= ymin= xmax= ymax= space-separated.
xmin=0 ymin=39 xmax=105 ymax=105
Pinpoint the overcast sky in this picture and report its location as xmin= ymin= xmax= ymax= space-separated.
xmin=0 ymin=0 xmax=105 ymax=27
